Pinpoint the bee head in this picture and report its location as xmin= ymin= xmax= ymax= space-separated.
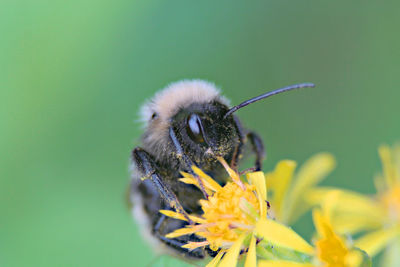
xmin=140 ymin=80 xmax=237 ymax=166
xmin=170 ymin=101 xmax=239 ymax=162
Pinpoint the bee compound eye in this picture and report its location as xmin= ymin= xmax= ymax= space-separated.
xmin=186 ymin=114 xmax=205 ymax=144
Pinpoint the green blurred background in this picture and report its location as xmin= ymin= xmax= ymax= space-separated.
xmin=1 ymin=1 xmax=399 ymax=266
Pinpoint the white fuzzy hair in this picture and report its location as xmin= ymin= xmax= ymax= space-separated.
xmin=140 ymin=79 xmax=229 ymax=126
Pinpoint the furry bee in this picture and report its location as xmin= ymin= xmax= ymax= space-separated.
xmin=130 ymin=80 xmax=314 ymax=259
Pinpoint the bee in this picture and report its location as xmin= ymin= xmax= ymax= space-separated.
xmin=130 ymin=80 xmax=314 ymax=259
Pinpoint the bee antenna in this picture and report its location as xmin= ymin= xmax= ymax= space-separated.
xmin=224 ymin=83 xmax=315 ymax=119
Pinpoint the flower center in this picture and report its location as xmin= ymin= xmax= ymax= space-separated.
xmin=198 ymin=182 xmax=260 ymax=250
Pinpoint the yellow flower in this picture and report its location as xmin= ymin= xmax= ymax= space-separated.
xmin=161 ymin=157 xmax=315 ymax=267
xmin=259 ymin=192 xmax=368 ymax=267
xmin=306 ymin=144 xmax=400 ymax=265
xmin=265 ymin=153 xmax=336 ymax=225
xmin=313 ymin=197 xmax=365 ymax=267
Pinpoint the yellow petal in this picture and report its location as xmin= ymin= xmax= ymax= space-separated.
xmin=283 ymin=153 xmax=335 ymax=224
xmin=192 ymin=165 xmax=223 ymax=192
xmin=247 ymin=171 xmax=267 ymax=218
xmin=218 ymin=233 xmax=246 ymax=267
xmin=247 ymin=171 xmax=267 ymax=200
xmin=217 ymin=156 xmax=245 ymax=189
xmin=258 ymin=260 xmax=314 ymax=267
xmin=354 ymin=226 xmax=400 ymax=257
xmin=255 ymin=218 xmax=314 ymax=255
xmin=312 ymin=209 xmax=332 ymax=239
xmin=159 ymin=210 xmax=187 ymax=221
xmin=206 ymin=250 xmax=225 ymax=267
xmin=330 ymin=213 xmax=383 ymax=234
xmin=379 ymin=145 xmax=397 ymax=187
xmin=180 ymin=170 xmax=216 ymax=196
xmin=244 ymin=235 xmax=257 ymax=267
xmin=180 ymin=171 xmax=193 ymax=179
xmin=306 ymin=187 xmax=382 ymax=216
xmin=306 ymin=187 xmax=385 ymax=233
xmin=321 ymin=190 xmax=342 ymax=222
xmin=182 ymin=241 xmax=209 ymax=250
xmin=179 ymin=177 xmax=198 ymax=185
xmin=265 ymin=160 xmax=296 ymax=221
xmin=165 ymin=227 xmax=199 ymax=239
xmin=159 ymin=210 xmax=205 ymax=224
xmin=179 ymin=172 xmax=202 ymax=191
xmin=179 ymin=177 xmax=213 ymax=196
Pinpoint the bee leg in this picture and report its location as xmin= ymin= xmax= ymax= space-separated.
xmin=230 ymin=115 xmax=246 ymax=170
xmin=132 ymin=147 xmax=193 ymax=224
xmin=247 ymin=131 xmax=265 ymax=171
xmin=169 ymin=127 xmax=209 ymax=199
xmin=168 ymin=127 xmax=197 ymax=170
xmin=153 ymin=212 xmax=205 ymax=259
xmin=229 ymin=117 xmax=265 ymax=171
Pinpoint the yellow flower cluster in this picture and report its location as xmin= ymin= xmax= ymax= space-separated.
xmin=306 ymin=145 xmax=400 ymax=266
xmin=159 ymin=144 xmax=400 ymax=267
